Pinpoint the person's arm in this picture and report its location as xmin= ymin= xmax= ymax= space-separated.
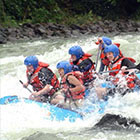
xmin=23 ymin=82 xmax=29 ymax=88
xmin=34 ymin=85 xmax=52 ymax=96
xmin=121 ymin=58 xmax=135 ymax=73
xmin=121 ymin=58 xmax=135 ymax=68
xmin=32 ymin=68 xmax=54 ymax=96
xmin=68 ymin=75 xmax=85 ymax=94
xmin=23 ymin=74 xmax=31 ymax=88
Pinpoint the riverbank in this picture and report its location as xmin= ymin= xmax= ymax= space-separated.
xmin=0 ymin=20 xmax=140 ymax=44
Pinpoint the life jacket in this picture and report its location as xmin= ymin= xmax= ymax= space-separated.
xmin=26 ymin=62 xmax=60 ymax=96
xmin=100 ymin=43 xmax=123 ymax=66
xmin=108 ymin=57 xmax=136 ymax=89
xmin=60 ymin=71 xmax=85 ymax=100
xmin=100 ymin=50 xmax=110 ymax=66
xmin=126 ymin=74 xmax=136 ymax=89
xmin=70 ymin=53 xmax=95 ymax=83
xmin=114 ymin=43 xmax=120 ymax=47
xmin=108 ymin=57 xmax=136 ymax=76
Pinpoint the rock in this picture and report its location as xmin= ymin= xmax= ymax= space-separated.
xmin=46 ymin=29 xmax=54 ymax=36
xmin=0 ymin=34 xmax=7 ymax=44
xmin=34 ymin=24 xmax=47 ymax=35
xmin=7 ymin=36 xmax=18 ymax=42
xmin=0 ymin=20 xmax=140 ymax=44
xmin=71 ymin=29 xmax=80 ymax=36
xmin=95 ymin=113 xmax=140 ymax=130
xmin=52 ymin=30 xmax=64 ymax=36
xmin=70 ymin=24 xmax=83 ymax=30
xmin=22 ymin=23 xmax=34 ymax=28
xmin=135 ymin=22 xmax=140 ymax=27
xmin=89 ymin=25 xmax=98 ymax=33
xmin=0 ymin=29 xmax=7 ymax=44
xmin=136 ymin=28 xmax=140 ymax=32
xmin=22 ymin=132 xmax=62 ymax=140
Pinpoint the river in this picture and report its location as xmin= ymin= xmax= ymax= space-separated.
xmin=0 ymin=33 xmax=140 ymax=140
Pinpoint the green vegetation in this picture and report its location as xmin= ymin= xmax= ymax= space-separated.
xmin=0 ymin=0 xmax=140 ymax=27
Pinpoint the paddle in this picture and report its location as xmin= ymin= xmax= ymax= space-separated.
xmin=19 ymin=80 xmax=32 ymax=93
xmin=67 ymin=88 xmax=79 ymax=108
xmin=99 ymin=69 xmax=119 ymax=74
xmin=99 ymin=63 xmax=140 ymax=74
xmin=95 ymin=46 xmax=101 ymax=71
xmin=126 ymin=63 xmax=140 ymax=70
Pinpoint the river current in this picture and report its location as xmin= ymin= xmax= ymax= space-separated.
xmin=0 ymin=33 xmax=140 ymax=140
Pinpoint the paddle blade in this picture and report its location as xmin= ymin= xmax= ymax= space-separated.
xmin=136 ymin=63 xmax=140 ymax=70
xmin=19 ymin=80 xmax=23 ymax=84
xmin=126 ymin=63 xmax=140 ymax=70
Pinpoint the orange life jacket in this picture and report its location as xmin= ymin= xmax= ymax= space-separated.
xmin=108 ymin=57 xmax=136 ymax=89
xmin=60 ymin=71 xmax=85 ymax=100
xmin=26 ymin=62 xmax=60 ymax=96
xmin=70 ymin=53 xmax=95 ymax=83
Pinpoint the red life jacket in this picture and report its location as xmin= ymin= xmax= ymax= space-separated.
xmin=70 ymin=53 xmax=95 ymax=83
xmin=108 ymin=57 xmax=136 ymax=89
xmin=100 ymin=50 xmax=110 ymax=66
xmin=26 ymin=62 xmax=60 ymax=96
xmin=61 ymin=71 xmax=85 ymax=100
xmin=126 ymin=74 xmax=136 ymax=89
xmin=126 ymin=57 xmax=136 ymax=63
xmin=114 ymin=43 xmax=120 ymax=47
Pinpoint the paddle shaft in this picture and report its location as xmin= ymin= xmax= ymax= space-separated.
xmin=100 ymin=63 xmax=140 ymax=74
xmin=67 ymin=88 xmax=79 ymax=108
xmin=19 ymin=80 xmax=32 ymax=93
xmin=95 ymin=47 xmax=101 ymax=71
xmin=99 ymin=69 xmax=119 ymax=74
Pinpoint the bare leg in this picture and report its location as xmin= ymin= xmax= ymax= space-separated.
xmin=51 ymin=94 xmax=65 ymax=105
xmin=29 ymin=94 xmax=42 ymax=101
xmin=95 ymin=87 xmax=107 ymax=99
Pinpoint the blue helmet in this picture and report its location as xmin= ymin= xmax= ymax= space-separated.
xmin=69 ymin=46 xmax=84 ymax=60
xmin=102 ymin=37 xmax=112 ymax=45
xmin=24 ymin=56 xmax=39 ymax=69
xmin=56 ymin=61 xmax=72 ymax=74
xmin=101 ymin=37 xmax=112 ymax=49
xmin=104 ymin=44 xmax=119 ymax=58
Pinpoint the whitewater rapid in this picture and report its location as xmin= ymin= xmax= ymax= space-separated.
xmin=0 ymin=33 xmax=140 ymax=140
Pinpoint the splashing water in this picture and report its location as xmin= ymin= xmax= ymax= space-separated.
xmin=0 ymin=33 xmax=140 ymax=140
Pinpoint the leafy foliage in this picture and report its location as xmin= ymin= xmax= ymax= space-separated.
xmin=0 ymin=0 xmax=140 ymax=27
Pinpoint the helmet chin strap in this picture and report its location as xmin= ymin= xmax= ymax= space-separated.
xmin=112 ymin=57 xmax=116 ymax=62
xmin=28 ymin=68 xmax=35 ymax=75
xmin=110 ymin=56 xmax=115 ymax=63
xmin=33 ymin=68 xmax=36 ymax=74
xmin=111 ymin=56 xmax=120 ymax=64
xmin=28 ymin=71 xmax=33 ymax=76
